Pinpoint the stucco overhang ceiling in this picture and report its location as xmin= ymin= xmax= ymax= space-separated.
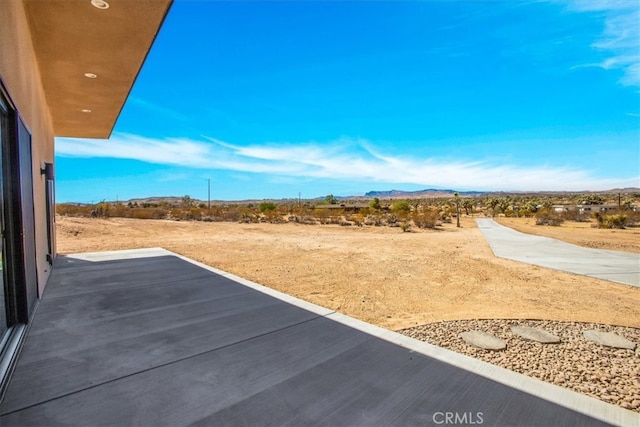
xmin=23 ymin=0 xmax=172 ymax=138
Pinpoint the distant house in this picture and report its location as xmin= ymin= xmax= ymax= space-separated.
xmin=552 ymin=204 xmax=635 ymax=214
xmin=314 ymin=203 xmax=373 ymax=213
xmin=577 ymin=204 xmax=620 ymax=214
xmin=552 ymin=205 xmax=576 ymax=213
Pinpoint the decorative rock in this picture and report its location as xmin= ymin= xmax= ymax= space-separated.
xmin=511 ymin=326 xmax=561 ymax=343
xmin=401 ymin=319 xmax=640 ymax=413
xmin=583 ymin=330 xmax=636 ymax=350
xmin=459 ymin=330 xmax=506 ymax=351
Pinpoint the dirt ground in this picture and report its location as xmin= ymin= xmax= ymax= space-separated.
xmin=55 ymin=215 xmax=640 ymax=330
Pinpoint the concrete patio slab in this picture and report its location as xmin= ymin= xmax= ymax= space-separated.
xmin=1 ymin=248 xmax=637 ymax=426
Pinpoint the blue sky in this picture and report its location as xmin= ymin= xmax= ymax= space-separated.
xmin=56 ymin=0 xmax=640 ymax=203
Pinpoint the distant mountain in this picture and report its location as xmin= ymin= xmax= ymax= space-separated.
xmin=363 ymin=187 xmax=640 ymax=199
xmin=127 ymin=196 xmax=191 ymax=205
xmin=104 ymin=187 xmax=639 ymax=206
xmin=364 ymin=189 xmax=485 ymax=198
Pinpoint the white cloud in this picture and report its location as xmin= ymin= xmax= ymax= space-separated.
xmin=565 ymin=0 xmax=640 ymax=87
xmin=56 ymin=133 xmax=638 ymax=192
xmin=128 ymin=97 xmax=191 ymax=122
xmin=57 ymin=134 xmax=215 ymax=168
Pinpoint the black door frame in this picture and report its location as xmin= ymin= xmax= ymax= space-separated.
xmin=0 ymin=78 xmax=36 ymax=398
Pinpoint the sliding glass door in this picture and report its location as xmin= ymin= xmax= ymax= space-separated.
xmin=0 ymin=89 xmax=9 ymax=345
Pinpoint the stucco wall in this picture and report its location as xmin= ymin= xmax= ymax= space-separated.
xmin=0 ymin=0 xmax=56 ymax=296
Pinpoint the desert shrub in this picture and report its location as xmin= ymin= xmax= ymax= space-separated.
xmin=412 ymin=212 xmax=438 ymax=229
xmin=327 ymin=216 xmax=341 ymax=225
xmin=534 ymin=209 xmax=564 ymax=226
xmin=185 ymin=207 xmax=203 ymax=220
xmin=391 ymin=201 xmax=411 ymax=216
xmin=324 ymin=194 xmax=338 ymax=205
xmin=364 ymin=215 xmax=383 ymax=226
xmin=218 ymin=209 xmax=243 ymax=222
xmin=595 ymin=213 xmax=628 ymax=229
xmin=57 ymin=203 xmax=94 ymax=217
xmin=369 ymin=197 xmax=381 ymax=210
xmin=312 ymin=207 xmax=344 ymax=224
xmin=625 ymin=210 xmax=640 ymax=227
xmin=560 ymin=210 xmax=591 ymax=222
xmin=291 ymin=215 xmax=318 ymax=225
xmin=261 ymin=207 xmax=280 ymax=223
xmin=259 ymin=201 xmax=277 ymax=212
xmin=386 ymin=214 xmax=398 ymax=225
xmin=130 ymin=208 xmax=167 ymax=219
xmin=289 ymin=215 xmax=317 ymax=225
xmin=261 ymin=211 xmax=285 ymax=223
xmin=88 ymin=202 xmax=111 ymax=218
xmin=239 ymin=212 xmax=260 ymax=223
xmin=303 ymin=216 xmax=317 ymax=225
xmin=347 ymin=213 xmax=365 ymax=225
xmin=400 ymin=222 xmax=411 ymax=232
xmin=287 ymin=215 xmax=301 ymax=223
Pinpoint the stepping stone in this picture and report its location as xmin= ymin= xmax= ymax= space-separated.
xmin=583 ymin=330 xmax=636 ymax=350
xmin=511 ymin=326 xmax=561 ymax=343
xmin=459 ymin=330 xmax=506 ymax=351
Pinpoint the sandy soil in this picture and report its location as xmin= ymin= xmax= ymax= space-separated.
xmin=55 ymin=215 xmax=640 ymax=330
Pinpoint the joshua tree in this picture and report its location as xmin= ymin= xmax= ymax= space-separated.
xmin=369 ymin=197 xmax=381 ymax=210
xmin=181 ymin=195 xmax=194 ymax=209
xmin=485 ymin=197 xmax=500 ymax=217
xmin=461 ymin=198 xmax=474 ymax=216
xmin=325 ymin=194 xmax=337 ymax=205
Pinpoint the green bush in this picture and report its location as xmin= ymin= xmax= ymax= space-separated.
xmin=369 ymin=197 xmax=381 ymax=210
xmin=259 ymin=202 xmax=277 ymax=212
xmin=596 ymin=213 xmax=628 ymax=229
xmin=391 ymin=200 xmax=410 ymax=213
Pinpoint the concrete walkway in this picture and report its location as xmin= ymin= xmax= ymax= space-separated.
xmin=476 ymin=218 xmax=640 ymax=287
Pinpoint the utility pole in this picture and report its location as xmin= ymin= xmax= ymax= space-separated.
xmin=454 ymin=192 xmax=461 ymax=228
xmin=208 ymin=178 xmax=211 ymax=212
xmin=618 ymin=192 xmax=621 ymax=211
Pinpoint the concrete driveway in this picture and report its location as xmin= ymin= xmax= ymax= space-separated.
xmin=476 ymin=218 xmax=640 ymax=288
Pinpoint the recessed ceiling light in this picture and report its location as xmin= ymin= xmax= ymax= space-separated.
xmin=84 ymin=73 xmax=98 ymax=79
xmin=90 ymin=0 xmax=109 ymax=10
xmin=81 ymin=109 xmax=92 ymax=113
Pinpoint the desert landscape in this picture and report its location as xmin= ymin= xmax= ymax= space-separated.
xmin=55 ymin=214 xmax=640 ymax=411
xmin=56 ymin=214 xmax=640 ymax=329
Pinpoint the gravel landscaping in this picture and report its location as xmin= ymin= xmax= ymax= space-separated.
xmin=400 ymin=319 xmax=640 ymax=413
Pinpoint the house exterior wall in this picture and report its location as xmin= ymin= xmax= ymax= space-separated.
xmin=0 ymin=0 xmax=56 ymax=295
